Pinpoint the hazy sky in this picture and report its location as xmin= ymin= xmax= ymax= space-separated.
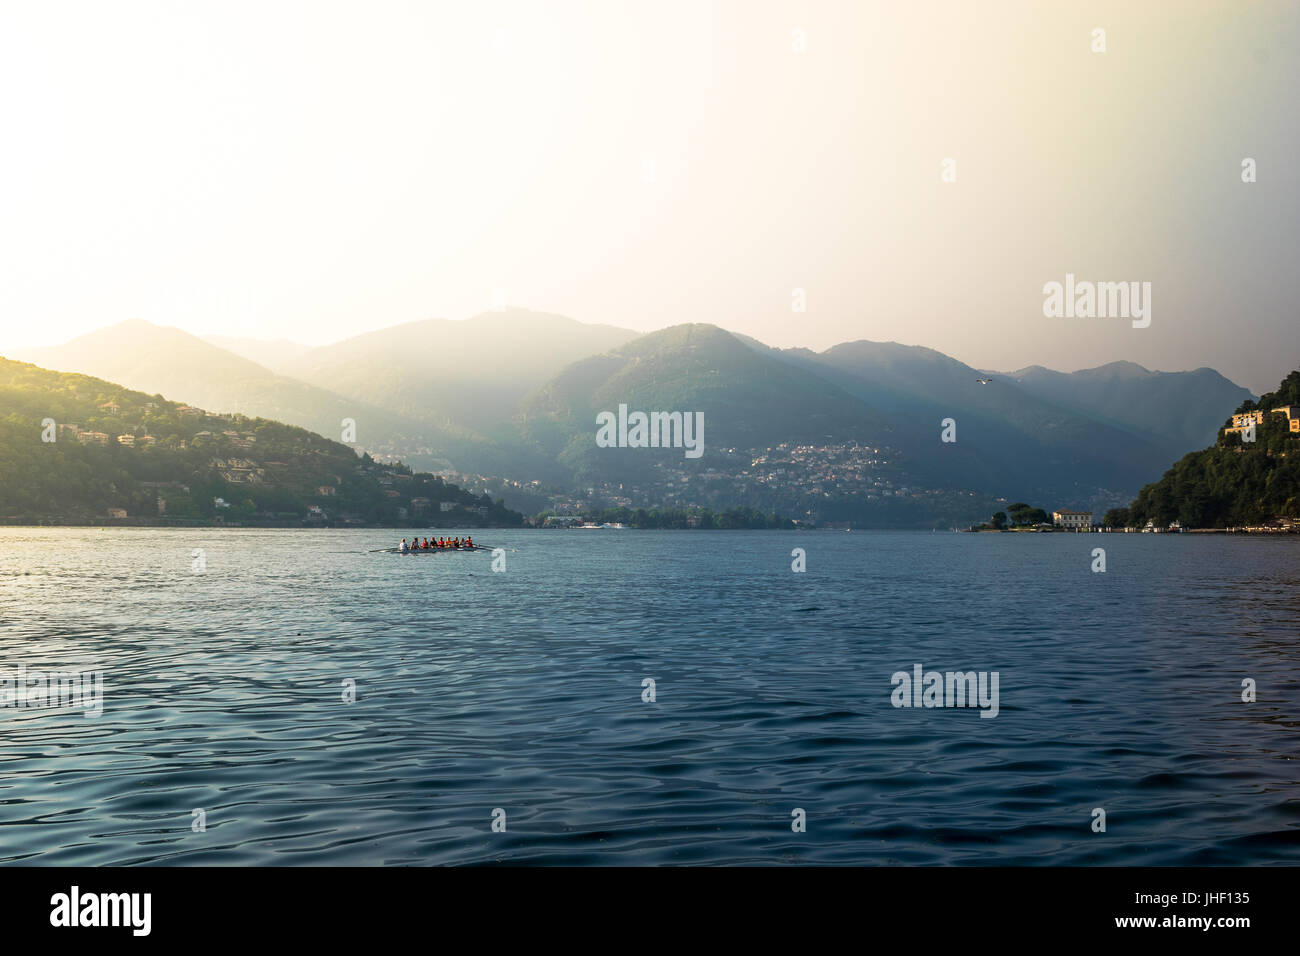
xmin=1 ymin=0 xmax=1297 ymax=392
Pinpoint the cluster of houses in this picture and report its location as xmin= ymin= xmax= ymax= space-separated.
xmin=60 ymin=400 xmax=260 ymax=451
xmin=1224 ymin=405 xmax=1300 ymax=437
xmin=59 ymin=423 xmax=159 ymax=447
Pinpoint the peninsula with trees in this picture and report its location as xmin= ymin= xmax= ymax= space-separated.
xmin=1103 ymin=369 xmax=1300 ymax=531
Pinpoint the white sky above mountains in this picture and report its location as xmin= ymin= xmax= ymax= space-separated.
xmin=1 ymin=0 xmax=1296 ymax=393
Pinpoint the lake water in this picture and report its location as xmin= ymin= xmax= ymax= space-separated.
xmin=0 ymin=527 xmax=1297 ymax=865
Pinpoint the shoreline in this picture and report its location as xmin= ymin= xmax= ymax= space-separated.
xmin=0 ymin=518 xmax=517 ymax=530
xmin=1 ymin=520 xmax=1297 ymax=534
xmin=965 ymin=527 xmax=1300 ymax=535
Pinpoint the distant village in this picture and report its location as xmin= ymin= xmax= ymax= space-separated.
xmin=433 ymin=441 xmax=1000 ymax=528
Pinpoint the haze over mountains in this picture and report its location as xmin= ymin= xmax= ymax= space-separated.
xmin=202 ymin=335 xmax=313 ymax=371
xmin=278 ymin=310 xmax=636 ymax=433
xmin=996 ymin=362 xmax=1249 ymax=452
xmin=6 ymin=311 xmax=1255 ymax=524
xmin=15 ymin=319 xmax=435 ymax=460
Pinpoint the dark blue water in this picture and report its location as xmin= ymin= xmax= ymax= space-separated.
xmin=1 ymin=528 xmax=1297 ymax=864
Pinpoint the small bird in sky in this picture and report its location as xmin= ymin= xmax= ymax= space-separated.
xmin=976 ymin=377 xmax=992 ymax=385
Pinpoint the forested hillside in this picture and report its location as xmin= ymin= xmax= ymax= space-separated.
xmin=0 ymin=358 xmax=521 ymax=526
xmin=1106 ymin=370 xmax=1300 ymax=528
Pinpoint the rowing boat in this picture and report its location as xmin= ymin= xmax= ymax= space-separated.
xmin=401 ymin=546 xmax=489 ymax=555
xmin=376 ymin=545 xmax=492 ymax=555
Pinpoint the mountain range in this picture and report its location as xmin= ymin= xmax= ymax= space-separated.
xmin=7 ymin=311 xmax=1255 ymax=525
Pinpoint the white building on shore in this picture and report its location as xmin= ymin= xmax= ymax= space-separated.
xmin=1052 ymin=508 xmax=1093 ymax=530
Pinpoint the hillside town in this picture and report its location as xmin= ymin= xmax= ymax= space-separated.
xmin=443 ymin=440 xmax=1006 ymax=528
